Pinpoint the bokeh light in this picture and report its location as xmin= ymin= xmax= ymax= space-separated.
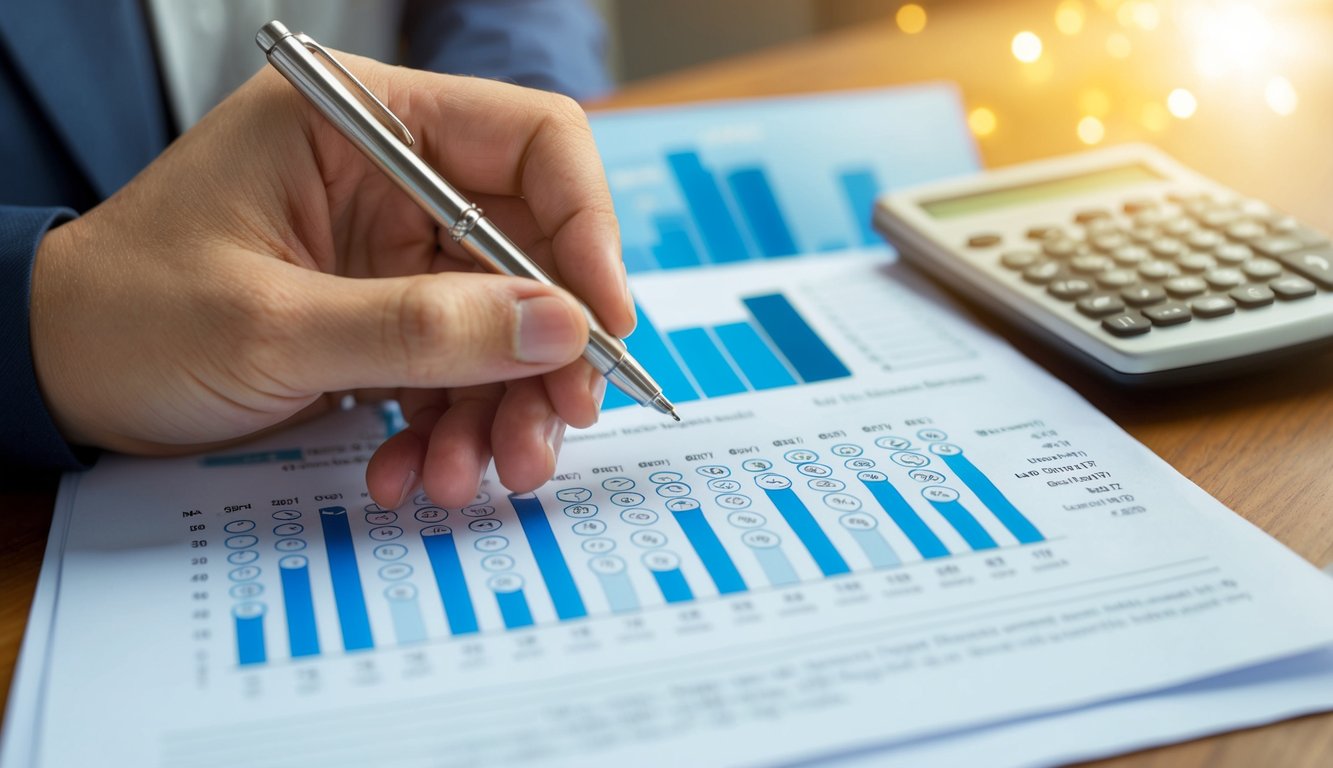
xmin=1012 ymin=31 xmax=1044 ymax=63
xmin=1077 ymin=116 xmax=1106 ymax=145
xmin=969 ymin=107 xmax=998 ymax=137
xmin=895 ymin=4 xmax=927 ymax=35
xmin=1079 ymin=88 xmax=1111 ymax=118
xmin=1265 ymin=76 xmax=1298 ymax=116
xmin=1167 ymin=88 xmax=1198 ymax=119
xmin=1055 ymin=0 xmax=1086 ymax=35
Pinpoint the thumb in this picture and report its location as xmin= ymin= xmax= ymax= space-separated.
xmin=264 ymin=268 xmax=589 ymax=393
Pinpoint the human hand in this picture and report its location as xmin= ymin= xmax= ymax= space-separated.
xmin=29 ymin=53 xmax=633 ymax=508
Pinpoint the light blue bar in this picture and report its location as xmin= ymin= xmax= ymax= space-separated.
xmin=667 ymin=328 xmax=748 ymax=397
xmin=234 ymin=610 xmax=266 ymax=666
xmin=621 ymin=245 xmax=658 ymax=274
xmin=743 ymin=293 xmax=851 ymax=383
xmin=713 ymin=322 xmax=797 ymax=390
xmin=601 ymin=384 xmax=636 ymax=410
xmin=594 ymin=569 xmax=640 ymax=613
xmin=279 ymin=560 xmax=320 ymax=657
xmin=202 ymin=448 xmax=302 ymax=467
xmin=929 ymin=500 xmax=999 ymax=551
xmin=653 ymin=568 xmax=695 ymax=603
xmin=673 ymin=509 xmax=747 ymax=594
xmin=386 ymin=587 xmax=427 ymax=645
xmin=860 ymin=477 xmax=950 ymax=559
xmin=510 ymin=495 xmax=588 ymax=621
xmin=496 ymin=589 xmax=536 ymax=629
xmin=318 ymin=507 xmax=374 ymax=651
xmin=651 ymin=214 xmax=702 ymax=269
xmin=838 ymin=168 xmax=883 ymax=246
xmin=727 ymin=167 xmax=798 ymax=258
xmin=941 ymin=453 xmax=1045 ymax=544
xmin=420 ymin=527 xmax=479 ymax=635
xmin=849 ymin=528 xmax=902 ymax=569
xmin=752 ymin=546 xmax=800 ymax=586
xmin=624 ymin=303 xmax=700 ymax=405
xmin=666 ymin=151 xmax=750 ymax=263
xmin=762 ymin=488 xmax=850 ymax=576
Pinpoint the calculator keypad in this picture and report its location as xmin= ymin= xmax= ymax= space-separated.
xmin=994 ymin=192 xmax=1332 ymax=338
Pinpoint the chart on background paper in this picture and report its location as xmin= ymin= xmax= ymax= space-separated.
xmin=589 ymin=85 xmax=979 ymax=272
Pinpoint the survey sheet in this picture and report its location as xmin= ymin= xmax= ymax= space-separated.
xmin=5 ymin=254 xmax=1333 ymax=767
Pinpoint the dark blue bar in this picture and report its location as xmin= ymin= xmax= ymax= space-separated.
xmin=621 ymin=245 xmax=658 ymax=274
xmin=234 ymin=609 xmax=266 ymax=665
xmin=318 ymin=507 xmax=374 ymax=651
xmin=727 ymin=167 xmax=798 ymax=258
xmin=666 ymin=151 xmax=750 ymax=262
xmin=860 ymin=478 xmax=950 ymax=559
xmin=651 ymin=214 xmax=702 ymax=270
xmin=624 ymin=303 xmax=700 ymax=405
xmin=279 ymin=559 xmax=321 ymax=657
xmin=941 ymin=453 xmax=1045 ymax=544
xmin=762 ymin=488 xmax=850 ymax=576
xmin=667 ymin=328 xmax=748 ymax=397
xmin=510 ymin=495 xmax=588 ymax=620
xmin=421 ymin=526 xmax=480 ymax=635
xmin=653 ymin=568 xmax=695 ymax=603
xmin=743 ymin=293 xmax=851 ymax=383
xmin=496 ymin=589 xmax=536 ymax=629
xmin=929 ymin=500 xmax=999 ymax=551
xmin=838 ymin=168 xmax=883 ymax=246
xmin=673 ymin=509 xmax=747 ymax=594
xmin=714 ymin=322 xmax=797 ymax=390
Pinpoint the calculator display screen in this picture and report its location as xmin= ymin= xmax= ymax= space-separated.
xmin=920 ymin=164 xmax=1164 ymax=219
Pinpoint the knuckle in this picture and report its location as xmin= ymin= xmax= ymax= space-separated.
xmin=391 ymin=278 xmax=494 ymax=384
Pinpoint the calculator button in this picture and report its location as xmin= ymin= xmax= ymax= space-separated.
xmin=1022 ymin=261 xmax=1062 ymax=284
xmin=1238 ymin=199 xmax=1272 ymax=218
xmin=967 ymin=233 xmax=1002 ymax=249
xmin=1121 ymin=284 xmax=1167 ymax=307
xmin=1043 ymin=238 xmax=1081 ymax=258
xmin=1027 ymin=225 xmax=1062 ymax=241
xmin=1000 ymin=249 xmax=1041 ymax=270
xmin=1270 ymin=276 xmax=1317 ymax=300
xmin=1185 ymin=230 xmax=1224 ymax=251
xmin=1199 ymin=209 xmax=1240 ymax=230
xmin=1225 ymin=221 xmax=1266 ymax=243
xmin=1076 ymin=293 xmax=1126 ymax=318
xmin=1276 ymin=249 xmax=1333 ymax=289
xmin=1252 ymin=235 xmax=1304 ymax=258
xmin=1267 ymin=216 xmax=1300 ymax=234
xmin=1122 ymin=198 xmax=1157 ymax=215
xmin=1137 ymin=260 xmax=1180 ymax=281
xmin=1214 ymin=243 xmax=1253 ymax=264
xmin=1230 ymin=284 xmax=1275 ymax=308
xmin=1134 ymin=210 xmax=1168 ymax=228
xmin=1127 ymin=226 xmax=1158 ymax=244
xmin=1110 ymin=245 xmax=1150 ymax=265
xmin=1166 ymin=190 xmax=1206 ymax=205
xmin=1048 ymin=277 xmax=1095 ymax=301
xmin=1164 ymin=276 xmax=1208 ymax=298
xmin=1091 ymin=233 xmax=1129 ymax=252
xmin=1161 ymin=218 xmax=1196 ymax=238
xmin=1149 ymin=238 xmax=1185 ymax=259
xmin=1143 ymin=301 xmax=1193 ymax=326
xmin=1203 ymin=268 xmax=1245 ymax=289
xmin=1071 ymin=254 xmax=1111 ymax=274
xmin=1176 ymin=252 xmax=1216 ymax=272
xmin=1096 ymin=269 xmax=1138 ymax=288
xmin=1074 ymin=209 xmax=1113 ymax=225
xmin=1085 ymin=219 xmax=1121 ymax=238
xmin=1241 ymin=258 xmax=1282 ymax=281
xmin=1190 ymin=295 xmax=1237 ymax=318
xmin=1101 ymin=312 xmax=1152 ymax=337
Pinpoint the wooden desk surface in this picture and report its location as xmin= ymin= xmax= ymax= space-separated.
xmin=2 ymin=2 xmax=1331 ymax=765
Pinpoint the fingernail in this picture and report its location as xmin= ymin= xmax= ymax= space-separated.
xmin=516 ymin=296 xmax=581 ymax=364
xmin=544 ymin=416 xmax=566 ymax=463
xmin=589 ymin=370 xmax=608 ymax=409
xmin=394 ymin=470 xmax=418 ymax=509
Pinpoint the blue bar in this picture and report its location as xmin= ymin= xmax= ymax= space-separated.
xmin=929 ymin=500 xmax=999 ymax=550
xmin=510 ymin=495 xmax=588 ymax=620
xmin=624 ymin=303 xmax=700 ymax=405
xmin=673 ymin=510 xmax=747 ymax=594
xmin=594 ymin=569 xmax=640 ymax=612
xmin=234 ymin=605 xmax=266 ymax=665
xmin=941 ymin=453 xmax=1045 ymax=544
xmin=317 ymin=507 xmax=374 ymax=651
xmin=278 ymin=557 xmax=321 ymax=657
xmin=667 ymin=328 xmax=748 ymax=397
xmin=752 ymin=545 xmax=800 ymax=586
xmin=385 ymin=585 xmax=427 ymax=645
xmin=713 ymin=322 xmax=797 ymax=390
xmin=653 ymin=568 xmax=695 ymax=603
xmin=601 ymin=385 xmax=636 ymax=410
xmin=495 ymin=589 xmax=536 ymax=629
xmin=762 ymin=488 xmax=850 ymax=576
xmin=666 ymin=151 xmax=750 ymax=262
xmin=849 ymin=529 xmax=902 ymax=569
xmin=743 ymin=294 xmax=851 ymax=383
xmin=621 ymin=245 xmax=658 ymax=274
xmin=202 ymin=448 xmax=302 ymax=467
xmin=727 ymin=167 xmax=798 ymax=258
xmin=838 ymin=168 xmax=882 ymax=246
xmin=651 ymin=214 xmax=702 ymax=269
xmin=860 ymin=477 xmax=950 ymax=559
xmin=420 ymin=526 xmax=480 ymax=635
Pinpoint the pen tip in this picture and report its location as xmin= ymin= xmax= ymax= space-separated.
xmin=670 ymin=409 xmax=681 ymax=422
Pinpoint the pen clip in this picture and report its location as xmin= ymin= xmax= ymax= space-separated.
xmin=295 ymin=34 xmax=415 ymax=147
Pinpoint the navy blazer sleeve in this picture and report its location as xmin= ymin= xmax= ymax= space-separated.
xmin=403 ymin=0 xmax=611 ymax=100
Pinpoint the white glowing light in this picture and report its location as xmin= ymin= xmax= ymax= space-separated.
xmin=1167 ymin=88 xmax=1198 ymax=119
xmin=1265 ymin=76 xmax=1298 ymax=116
xmin=1182 ymin=1 xmax=1274 ymax=78
xmin=1012 ymin=31 xmax=1043 ymax=63
xmin=1055 ymin=0 xmax=1085 ymax=35
xmin=1077 ymin=116 xmax=1106 ymax=145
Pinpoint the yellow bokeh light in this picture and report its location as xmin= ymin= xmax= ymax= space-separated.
xmin=896 ymin=4 xmax=927 ymax=35
xmin=1265 ymin=76 xmax=1298 ymax=116
xmin=1055 ymin=0 xmax=1085 ymax=35
xmin=1105 ymin=32 xmax=1132 ymax=59
xmin=1131 ymin=1 xmax=1160 ymax=31
xmin=1012 ymin=31 xmax=1043 ymax=63
xmin=1079 ymin=89 xmax=1111 ymax=118
xmin=969 ymin=107 xmax=998 ymax=137
xmin=1139 ymin=102 xmax=1170 ymax=132
xmin=1167 ymin=88 xmax=1198 ymax=119
xmin=1077 ymin=116 xmax=1105 ymax=145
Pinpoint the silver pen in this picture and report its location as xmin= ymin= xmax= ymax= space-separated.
xmin=256 ymin=20 xmax=680 ymax=421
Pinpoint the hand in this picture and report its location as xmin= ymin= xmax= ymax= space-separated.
xmin=29 ymin=53 xmax=633 ymax=508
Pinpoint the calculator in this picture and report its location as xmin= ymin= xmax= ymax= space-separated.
xmin=874 ymin=144 xmax=1333 ymax=382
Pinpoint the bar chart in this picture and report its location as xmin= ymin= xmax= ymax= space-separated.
xmin=227 ymin=427 xmax=1044 ymax=666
